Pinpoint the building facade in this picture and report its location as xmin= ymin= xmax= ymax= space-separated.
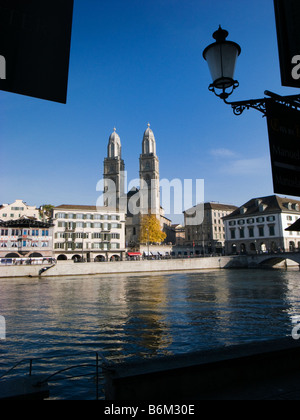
xmin=223 ymin=195 xmax=300 ymax=255
xmin=165 ymin=224 xmax=185 ymax=246
xmin=184 ymin=202 xmax=238 ymax=254
xmin=0 ymin=199 xmax=41 ymax=220
xmin=52 ymin=205 xmax=126 ymax=261
xmin=0 ymin=217 xmax=54 ymax=260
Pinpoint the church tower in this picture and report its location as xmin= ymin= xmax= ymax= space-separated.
xmin=139 ymin=123 xmax=160 ymax=216
xmin=103 ymin=128 xmax=125 ymax=210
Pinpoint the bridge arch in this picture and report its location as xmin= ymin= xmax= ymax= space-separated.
xmin=255 ymin=252 xmax=300 ymax=268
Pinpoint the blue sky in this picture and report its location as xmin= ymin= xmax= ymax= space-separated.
xmin=0 ymin=0 xmax=298 ymax=223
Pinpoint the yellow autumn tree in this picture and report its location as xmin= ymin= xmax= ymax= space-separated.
xmin=139 ymin=214 xmax=166 ymax=244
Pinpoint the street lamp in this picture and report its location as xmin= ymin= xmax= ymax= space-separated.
xmin=203 ymin=26 xmax=241 ymax=100
xmin=203 ymin=27 xmax=300 ymax=115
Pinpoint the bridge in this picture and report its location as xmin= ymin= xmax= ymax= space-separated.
xmin=246 ymin=252 xmax=300 ymax=269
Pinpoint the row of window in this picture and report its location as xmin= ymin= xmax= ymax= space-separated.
xmin=57 ymin=222 xmax=122 ymax=229
xmin=228 ymin=216 xmax=276 ymax=226
xmin=54 ymin=242 xmax=120 ymax=250
xmin=1 ymin=213 xmax=23 ymax=218
xmin=55 ymin=232 xmax=120 ymax=240
xmin=55 ymin=213 xmax=120 ymax=221
xmin=0 ymin=241 xmax=49 ymax=248
xmin=228 ymin=215 xmax=299 ymax=226
xmin=0 ymin=229 xmax=49 ymax=237
xmin=230 ymin=225 xmax=276 ymax=239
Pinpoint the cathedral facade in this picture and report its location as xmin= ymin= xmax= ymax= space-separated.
xmin=103 ymin=124 xmax=170 ymax=248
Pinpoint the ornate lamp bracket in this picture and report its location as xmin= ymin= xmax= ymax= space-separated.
xmin=223 ymin=91 xmax=300 ymax=117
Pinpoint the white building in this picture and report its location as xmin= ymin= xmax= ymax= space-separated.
xmin=52 ymin=204 xmax=126 ymax=262
xmin=223 ymin=195 xmax=300 ymax=255
xmin=0 ymin=199 xmax=40 ymax=220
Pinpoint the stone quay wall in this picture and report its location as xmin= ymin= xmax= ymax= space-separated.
xmin=0 ymin=256 xmax=247 ymax=278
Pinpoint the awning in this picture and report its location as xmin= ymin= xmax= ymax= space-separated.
xmin=285 ymin=219 xmax=300 ymax=231
xmin=127 ymin=252 xmax=142 ymax=256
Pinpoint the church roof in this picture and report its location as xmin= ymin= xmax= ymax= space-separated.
xmin=143 ymin=123 xmax=155 ymax=140
xmin=109 ymin=128 xmax=121 ymax=144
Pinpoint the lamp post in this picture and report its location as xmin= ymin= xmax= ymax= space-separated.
xmin=203 ymin=26 xmax=300 ymax=116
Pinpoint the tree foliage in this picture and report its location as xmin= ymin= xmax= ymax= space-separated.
xmin=139 ymin=214 xmax=166 ymax=244
xmin=39 ymin=204 xmax=54 ymax=220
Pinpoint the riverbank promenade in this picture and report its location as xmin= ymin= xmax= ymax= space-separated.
xmin=1 ymin=252 xmax=300 ymax=278
xmin=0 ymin=255 xmax=243 ymax=278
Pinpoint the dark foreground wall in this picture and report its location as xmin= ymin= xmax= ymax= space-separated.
xmin=104 ymin=337 xmax=300 ymax=400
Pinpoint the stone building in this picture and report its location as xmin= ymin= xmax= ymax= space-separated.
xmin=103 ymin=125 xmax=168 ymax=249
xmin=184 ymin=202 xmax=238 ymax=254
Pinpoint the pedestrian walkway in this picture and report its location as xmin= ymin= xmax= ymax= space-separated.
xmin=104 ymin=337 xmax=300 ymax=400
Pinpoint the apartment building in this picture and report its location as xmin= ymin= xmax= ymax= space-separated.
xmin=223 ymin=195 xmax=300 ymax=254
xmin=184 ymin=202 xmax=238 ymax=254
xmin=52 ymin=204 xmax=126 ymax=261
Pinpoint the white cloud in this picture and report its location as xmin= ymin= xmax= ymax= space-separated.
xmin=210 ymin=148 xmax=238 ymax=158
xmin=222 ymin=157 xmax=270 ymax=176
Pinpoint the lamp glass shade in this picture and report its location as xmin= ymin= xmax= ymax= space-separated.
xmin=203 ymin=41 xmax=241 ymax=89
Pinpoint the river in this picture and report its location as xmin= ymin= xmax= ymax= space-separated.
xmin=0 ymin=268 xmax=300 ymax=399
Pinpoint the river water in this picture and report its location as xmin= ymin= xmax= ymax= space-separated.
xmin=0 ymin=268 xmax=300 ymax=399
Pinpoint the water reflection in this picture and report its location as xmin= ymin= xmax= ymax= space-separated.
xmin=1 ymin=269 xmax=300 ymax=397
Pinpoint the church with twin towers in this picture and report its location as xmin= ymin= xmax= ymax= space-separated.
xmin=103 ymin=124 xmax=171 ymax=247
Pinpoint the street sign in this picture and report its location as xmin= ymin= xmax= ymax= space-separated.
xmin=266 ymin=100 xmax=300 ymax=196
xmin=0 ymin=0 xmax=74 ymax=103
xmin=274 ymin=0 xmax=300 ymax=88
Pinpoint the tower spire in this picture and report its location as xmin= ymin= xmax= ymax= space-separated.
xmin=139 ymin=124 xmax=160 ymax=215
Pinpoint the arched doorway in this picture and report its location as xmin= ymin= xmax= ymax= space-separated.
xmin=231 ymin=244 xmax=237 ymax=254
xmin=94 ymin=255 xmax=106 ymax=262
xmin=5 ymin=253 xmax=19 ymax=258
xmin=110 ymin=255 xmax=120 ymax=261
xmin=29 ymin=253 xmax=43 ymax=258
xmin=57 ymin=254 xmax=67 ymax=261
xmin=72 ymin=255 xmax=82 ymax=262
xmin=289 ymin=241 xmax=295 ymax=252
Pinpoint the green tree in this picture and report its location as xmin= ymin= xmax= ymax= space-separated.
xmin=39 ymin=204 xmax=54 ymax=220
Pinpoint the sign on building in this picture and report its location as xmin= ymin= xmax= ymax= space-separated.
xmin=266 ymin=100 xmax=300 ymax=197
xmin=0 ymin=0 xmax=74 ymax=103
xmin=274 ymin=0 xmax=300 ymax=88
